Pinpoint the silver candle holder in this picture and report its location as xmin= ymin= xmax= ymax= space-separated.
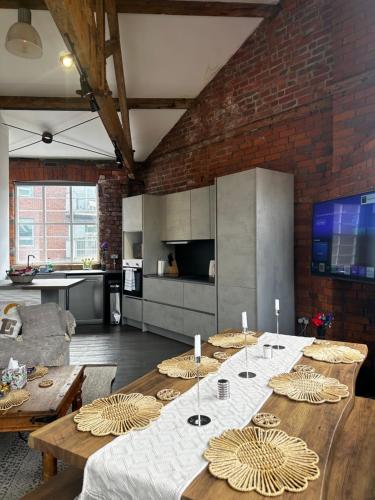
xmin=272 ymin=308 xmax=285 ymax=350
xmin=187 ymin=356 xmax=211 ymax=426
xmin=238 ymin=328 xmax=256 ymax=379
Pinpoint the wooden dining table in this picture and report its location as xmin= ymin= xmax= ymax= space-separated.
xmin=29 ymin=336 xmax=369 ymax=499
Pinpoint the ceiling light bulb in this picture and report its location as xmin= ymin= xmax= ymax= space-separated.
xmin=5 ymin=8 xmax=43 ymax=59
xmin=60 ymin=53 xmax=74 ymax=68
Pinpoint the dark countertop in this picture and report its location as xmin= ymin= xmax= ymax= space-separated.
xmin=144 ymin=274 xmax=215 ymax=286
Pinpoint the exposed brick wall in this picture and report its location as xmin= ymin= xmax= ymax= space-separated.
xmin=142 ymin=0 xmax=375 ymax=366
xmin=9 ymin=159 xmax=128 ymax=269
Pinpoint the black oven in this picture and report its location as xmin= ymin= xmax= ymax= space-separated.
xmin=123 ymin=259 xmax=143 ymax=298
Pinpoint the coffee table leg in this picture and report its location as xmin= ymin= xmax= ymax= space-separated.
xmin=43 ymin=452 xmax=57 ymax=481
xmin=72 ymin=386 xmax=83 ymax=411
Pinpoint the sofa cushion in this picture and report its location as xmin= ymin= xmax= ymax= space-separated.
xmin=0 ymin=335 xmax=69 ymax=368
xmin=18 ymin=303 xmax=66 ymax=339
xmin=0 ymin=302 xmax=23 ymax=339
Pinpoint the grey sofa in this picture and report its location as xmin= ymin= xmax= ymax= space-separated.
xmin=0 ymin=303 xmax=76 ymax=369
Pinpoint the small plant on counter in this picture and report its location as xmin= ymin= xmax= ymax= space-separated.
xmin=100 ymin=241 xmax=110 ymax=271
xmin=311 ymin=312 xmax=334 ymax=339
xmin=82 ymin=258 xmax=94 ymax=270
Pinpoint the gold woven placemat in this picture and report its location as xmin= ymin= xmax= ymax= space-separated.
xmin=303 ymin=343 xmax=365 ymax=364
xmin=293 ymin=364 xmax=315 ymax=373
xmin=208 ymin=329 xmax=258 ymax=349
xmin=74 ymin=393 xmax=163 ymax=436
xmin=28 ymin=365 xmax=48 ymax=381
xmin=213 ymin=351 xmax=230 ymax=361
xmin=156 ymin=388 xmax=180 ymax=401
xmin=252 ymin=412 xmax=280 ymax=428
xmin=0 ymin=389 xmax=30 ymax=413
xmin=269 ymin=371 xmax=349 ymax=404
xmin=157 ymin=355 xmax=220 ymax=379
xmin=204 ymin=426 xmax=320 ymax=496
xmin=39 ymin=379 xmax=53 ymax=388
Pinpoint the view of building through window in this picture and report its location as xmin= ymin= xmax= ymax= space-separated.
xmin=16 ymin=184 xmax=98 ymax=264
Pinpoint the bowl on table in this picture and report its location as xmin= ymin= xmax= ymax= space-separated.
xmin=6 ymin=268 xmax=37 ymax=284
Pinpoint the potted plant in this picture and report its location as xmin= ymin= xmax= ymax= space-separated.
xmin=311 ymin=312 xmax=334 ymax=339
xmin=100 ymin=241 xmax=110 ymax=271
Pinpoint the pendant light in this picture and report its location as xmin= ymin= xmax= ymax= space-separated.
xmin=5 ymin=8 xmax=43 ymax=59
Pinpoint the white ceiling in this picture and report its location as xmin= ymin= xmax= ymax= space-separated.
xmin=0 ymin=6 xmax=273 ymax=161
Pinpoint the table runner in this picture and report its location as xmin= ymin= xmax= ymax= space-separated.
xmin=79 ymin=333 xmax=314 ymax=500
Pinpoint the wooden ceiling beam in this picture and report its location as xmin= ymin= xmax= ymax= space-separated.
xmin=0 ymin=96 xmax=194 ymax=110
xmin=0 ymin=1 xmax=280 ymax=18
xmin=106 ymin=0 xmax=132 ymax=151
xmin=44 ymin=0 xmax=134 ymax=175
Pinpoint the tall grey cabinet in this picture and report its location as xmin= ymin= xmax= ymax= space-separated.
xmin=216 ymin=168 xmax=294 ymax=334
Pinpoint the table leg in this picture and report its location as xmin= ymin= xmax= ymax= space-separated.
xmin=43 ymin=452 xmax=57 ymax=481
xmin=72 ymin=386 xmax=83 ymax=411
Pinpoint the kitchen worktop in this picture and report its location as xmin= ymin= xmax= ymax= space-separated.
xmin=0 ymin=278 xmax=85 ymax=290
xmin=37 ymin=270 xmax=120 ymax=275
xmin=144 ymin=274 xmax=215 ymax=286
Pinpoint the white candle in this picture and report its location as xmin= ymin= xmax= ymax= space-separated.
xmin=194 ymin=334 xmax=201 ymax=358
xmin=275 ymin=299 xmax=280 ymax=313
xmin=242 ymin=311 xmax=248 ymax=330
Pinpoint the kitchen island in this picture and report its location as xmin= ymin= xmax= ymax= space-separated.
xmin=0 ymin=278 xmax=84 ymax=309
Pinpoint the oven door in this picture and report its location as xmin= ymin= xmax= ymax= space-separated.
xmin=123 ymin=268 xmax=143 ymax=297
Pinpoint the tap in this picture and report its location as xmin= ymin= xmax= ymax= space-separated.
xmin=27 ymin=255 xmax=35 ymax=268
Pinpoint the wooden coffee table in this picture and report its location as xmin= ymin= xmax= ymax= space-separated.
xmin=0 ymin=365 xmax=84 ymax=480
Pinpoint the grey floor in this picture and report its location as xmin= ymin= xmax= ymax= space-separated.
xmin=70 ymin=324 xmax=190 ymax=391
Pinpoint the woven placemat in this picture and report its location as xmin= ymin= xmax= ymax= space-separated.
xmin=208 ymin=329 xmax=258 ymax=349
xmin=27 ymin=365 xmax=48 ymax=381
xmin=269 ymin=371 xmax=349 ymax=404
xmin=252 ymin=412 xmax=280 ymax=428
xmin=74 ymin=393 xmax=163 ymax=437
xmin=293 ymin=364 xmax=315 ymax=373
xmin=156 ymin=388 xmax=180 ymax=401
xmin=39 ymin=379 xmax=53 ymax=388
xmin=303 ymin=343 xmax=365 ymax=364
xmin=204 ymin=426 xmax=320 ymax=496
xmin=0 ymin=389 xmax=30 ymax=413
xmin=157 ymin=355 xmax=220 ymax=379
xmin=213 ymin=351 xmax=230 ymax=361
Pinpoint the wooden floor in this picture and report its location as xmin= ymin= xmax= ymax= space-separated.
xmin=70 ymin=324 xmax=190 ymax=391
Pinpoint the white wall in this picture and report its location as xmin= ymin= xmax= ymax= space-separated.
xmin=0 ymin=116 xmax=9 ymax=279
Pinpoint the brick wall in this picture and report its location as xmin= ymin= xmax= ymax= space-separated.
xmin=9 ymin=159 xmax=128 ymax=269
xmin=142 ymin=0 xmax=375 ymax=366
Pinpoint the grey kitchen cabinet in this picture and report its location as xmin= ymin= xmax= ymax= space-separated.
xmin=216 ymin=168 xmax=294 ymax=334
xmin=191 ymin=187 xmax=210 ymax=240
xmin=183 ymin=282 xmax=216 ymax=314
xmin=209 ymin=184 xmax=216 ymax=239
xmin=122 ymin=195 xmax=143 ymax=232
xmin=68 ymin=274 xmax=104 ymax=324
xmin=143 ymin=301 xmax=184 ymax=334
xmin=143 ymin=277 xmax=183 ymax=307
xmin=122 ymin=296 xmax=142 ymax=323
xmin=183 ymin=309 xmax=216 ymax=341
xmin=36 ymin=273 xmax=66 ymax=279
xmin=161 ymin=191 xmax=191 ymax=241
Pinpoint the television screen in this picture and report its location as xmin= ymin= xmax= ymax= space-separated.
xmin=311 ymin=191 xmax=375 ymax=283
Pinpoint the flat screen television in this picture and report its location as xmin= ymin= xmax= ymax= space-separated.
xmin=311 ymin=191 xmax=375 ymax=283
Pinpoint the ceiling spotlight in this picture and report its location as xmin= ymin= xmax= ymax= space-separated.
xmin=60 ymin=52 xmax=74 ymax=69
xmin=41 ymin=131 xmax=53 ymax=144
xmin=5 ymin=8 xmax=43 ymax=59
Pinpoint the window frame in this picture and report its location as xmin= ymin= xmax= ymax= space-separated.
xmin=15 ymin=183 xmax=99 ymax=265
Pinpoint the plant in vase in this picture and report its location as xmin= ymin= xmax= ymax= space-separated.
xmin=82 ymin=258 xmax=94 ymax=270
xmin=100 ymin=241 xmax=110 ymax=271
xmin=311 ymin=312 xmax=334 ymax=339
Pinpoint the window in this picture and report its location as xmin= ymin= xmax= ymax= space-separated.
xmin=16 ymin=184 xmax=99 ymax=264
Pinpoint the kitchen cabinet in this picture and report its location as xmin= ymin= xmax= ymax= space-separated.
xmin=122 ymin=195 xmax=143 ymax=232
xmin=143 ymin=301 xmax=184 ymax=334
xmin=68 ymin=274 xmax=104 ymax=324
xmin=216 ymin=168 xmax=294 ymax=333
xmin=122 ymin=296 xmax=142 ymax=323
xmin=143 ymin=277 xmax=183 ymax=307
xmin=191 ymin=187 xmax=210 ymax=240
xmin=161 ymin=191 xmax=191 ymax=241
xmin=210 ymin=184 xmax=216 ymax=238
xmin=183 ymin=309 xmax=216 ymax=340
xmin=183 ymin=282 xmax=216 ymax=314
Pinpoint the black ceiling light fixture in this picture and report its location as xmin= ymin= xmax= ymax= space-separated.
xmin=112 ymin=140 xmax=124 ymax=168
xmin=41 ymin=131 xmax=53 ymax=144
